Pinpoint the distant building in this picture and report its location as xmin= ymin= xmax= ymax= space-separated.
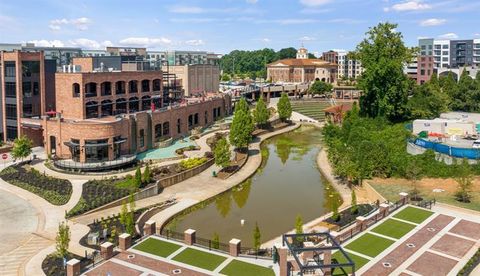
xmin=414 ymin=38 xmax=480 ymax=83
xmin=0 ymin=43 xmax=81 ymax=68
xmin=267 ymin=47 xmax=337 ymax=83
xmin=169 ymin=64 xmax=220 ymax=96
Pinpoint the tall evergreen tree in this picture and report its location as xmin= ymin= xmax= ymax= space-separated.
xmin=253 ymin=97 xmax=269 ymax=128
xmin=277 ymin=93 xmax=292 ymax=121
xmin=230 ymin=98 xmax=254 ymax=149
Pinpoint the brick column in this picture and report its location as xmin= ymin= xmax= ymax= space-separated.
xmin=184 ymin=229 xmax=196 ymax=246
xmin=323 ymin=243 xmax=332 ymax=276
xmin=108 ymin=137 xmax=114 ymax=161
xmin=356 ymin=216 xmax=367 ymax=232
xmin=143 ymin=220 xmax=156 ymax=236
xmin=278 ymin=246 xmax=289 ymax=276
xmin=399 ymin=192 xmax=409 ymax=205
xmin=119 ymin=233 xmax=132 ymax=251
xmin=330 ymin=231 xmax=341 ymax=245
xmin=155 ymin=224 xmax=162 ymax=235
xmin=100 ymin=242 xmax=114 ymax=260
xmin=66 ymin=258 xmax=80 ymax=276
xmin=302 ymin=242 xmax=314 ymax=263
xmin=379 ymin=203 xmax=390 ymax=218
xmin=229 ymin=238 xmax=241 ymax=257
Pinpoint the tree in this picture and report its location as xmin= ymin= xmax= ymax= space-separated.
xmin=295 ymin=215 xmax=303 ymax=244
xmin=214 ymin=137 xmax=231 ymax=168
xmin=455 ymin=160 xmax=473 ymax=203
xmin=309 ymin=80 xmax=333 ymax=96
xmin=253 ymin=97 xmax=269 ymax=128
xmin=405 ymin=160 xmax=422 ymax=201
xmin=275 ymin=47 xmax=297 ymax=60
xmin=212 ymin=232 xmax=220 ymax=249
xmin=11 ymin=135 xmax=33 ymax=161
xmin=55 ymin=222 xmax=71 ymax=258
xmin=351 ymin=189 xmax=358 ymax=214
xmin=408 ymin=80 xmax=450 ymax=119
xmin=331 ymin=194 xmax=340 ymax=221
xmin=143 ymin=164 xmax=152 ymax=184
xmin=221 ymin=73 xmax=231 ymax=82
xmin=230 ymin=98 xmax=254 ymax=149
xmin=124 ymin=194 xmax=135 ymax=235
xmin=355 ymin=22 xmax=414 ymax=122
xmin=119 ymin=200 xmax=129 ymax=232
xmin=253 ymin=222 xmax=261 ymax=252
xmin=277 ymin=93 xmax=292 ymax=121
xmin=134 ymin=167 xmax=142 ymax=188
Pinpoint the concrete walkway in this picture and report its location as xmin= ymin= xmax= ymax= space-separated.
xmin=0 ymin=169 xmax=91 ymax=276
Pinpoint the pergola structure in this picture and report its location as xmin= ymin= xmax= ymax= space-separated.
xmin=282 ymin=232 xmax=355 ymax=276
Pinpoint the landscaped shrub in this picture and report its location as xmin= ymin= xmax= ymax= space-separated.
xmin=0 ymin=165 xmax=72 ymax=205
xmin=179 ymin=157 xmax=208 ymax=170
xmin=175 ymin=145 xmax=200 ymax=155
xmin=66 ymin=177 xmax=135 ymax=217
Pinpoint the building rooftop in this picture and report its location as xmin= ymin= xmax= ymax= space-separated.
xmin=268 ymin=58 xmax=336 ymax=67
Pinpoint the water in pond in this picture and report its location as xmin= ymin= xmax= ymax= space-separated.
xmin=165 ymin=126 xmax=337 ymax=246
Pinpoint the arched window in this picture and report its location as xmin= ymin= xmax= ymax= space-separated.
xmin=85 ymin=101 xmax=99 ymax=118
xmin=152 ymin=97 xmax=162 ymax=109
xmin=177 ymin=118 xmax=181 ymax=134
xmin=141 ymin=95 xmax=151 ymax=111
xmin=85 ymin=82 xmax=97 ymax=97
xmin=154 ymin=124 xmax=162 ymax=140
xmin=115 ymin=98 xmax=127 ymax=114
xmin=205 ymin=111 xmax=208 ymax=124
xmin=188 ymin=114 xmax=193 ymax=129
xmin=101 ymin=100 xmax=113 ymax=117
xmin=141 ymin=79 xmax=150 ymax=92
xmin=163 ymin=122 xmax=170 ymax=136
xmin=129 ymin=97 xmax=139 ymax=113
xmin=128 ymin=80 xmax=138 ymax=93
xmin=100 ymin=81 xmax=112 ymax=96
xmin=72 ymin=83 xmax=80 ymax=97
xmin=153 ymin=79 xmax=161 ymax=91
xmin=116 ymin=81 xmax=126 ymax=94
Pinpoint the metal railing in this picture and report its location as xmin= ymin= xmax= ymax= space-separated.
xmin=53 ymin=154 xmax=137 ymax=172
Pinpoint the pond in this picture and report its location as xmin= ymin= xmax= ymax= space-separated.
xmin=165 ymin=125 xmax=338 ymax=246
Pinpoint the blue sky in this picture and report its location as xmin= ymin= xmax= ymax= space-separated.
xmin=0 ymin=0 xmax=479 ymax=54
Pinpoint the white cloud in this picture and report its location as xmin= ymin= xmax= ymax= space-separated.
xmin=27 ymin=40 xmax=65 ymax=47
xmin=300 ymin=36 xmax=315 ymax=41
xmin=420 ymin=18 xmax=446 ymax=26
xmin=262 ymin=38 xmax=271 ymax=42
xmin=246 ymin=0 xmax=258 ymax=3
xmin=169 ymin=6 xmax=205 ymax=14
xmin=385 ymin=0 xmax=431 ymax=12
xmin=119 ymin=37 xmax=173 ymax=47
xmin=438 ymin=33 xmax=459 ymax=39
xmin=299 ymin=0 xmax=331 ymax=7
xmin=185 ymin=39 xmax=205 ymax=46
xmin=49 ymin=17 xmax=92 ymax=31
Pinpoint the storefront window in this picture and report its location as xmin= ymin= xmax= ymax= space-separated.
xmin=85 ymin=139 xmax=109 ymax=163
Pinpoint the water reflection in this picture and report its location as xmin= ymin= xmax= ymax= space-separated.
xmin=166 ymin=126 xmax=332 ymax=246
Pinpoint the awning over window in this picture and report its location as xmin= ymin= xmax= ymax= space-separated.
xmin=114 ymin=138 xmax=127 ymax=144
xmin=64 ymin=141 xmax=80 ymax=147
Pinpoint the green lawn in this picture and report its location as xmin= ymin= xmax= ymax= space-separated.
xmin=331 ymin=251 xmax=369 ymax=275
xmin=345 ymin=233 xmax=395 ymax=258
xmin=172 ymin=248 xmax=227 ymax=271
xmin=220 ymin=260 xmax=275 ymax=276
xmin=393 ymin=206 xmax=433 ymax=224
xmin=371 ymin=219 xmax=416 ymax=239
xmin=133 ymin=238 xmax=182 ymax=258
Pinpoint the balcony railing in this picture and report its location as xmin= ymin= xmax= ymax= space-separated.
xmin=53 ymin=154 xmax=137 ymax=172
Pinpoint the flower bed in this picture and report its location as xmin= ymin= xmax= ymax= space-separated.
xmin=458 ymin=248 xmax=480 ymax=276
xmin=66 ymin=177 xmax=139 ymax=217
xmin=179 ymin=157 xmax=208 ymax=170
xmin=324 ymin=204 xmax=375 ymax=228
xmin=0 ymin=165 xmax=72 ymax=205
xmin=42 ymin=252 xmax=92 ymax=276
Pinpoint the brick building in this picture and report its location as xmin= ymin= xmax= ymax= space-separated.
xmin=12 ymin=55 xmax=231 ymax=169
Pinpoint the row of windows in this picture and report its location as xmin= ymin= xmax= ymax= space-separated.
xmin=74 ymin=79 xmax=161 ymax=98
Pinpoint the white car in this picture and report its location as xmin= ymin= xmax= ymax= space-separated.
xmin=472 ymin=140 xmax=480 ymax=148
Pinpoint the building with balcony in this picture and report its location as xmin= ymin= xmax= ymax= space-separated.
xmin=8 ymin=55 xmax=231 ymax=170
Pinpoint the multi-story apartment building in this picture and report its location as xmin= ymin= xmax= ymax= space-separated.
xmin=337 ymin=51 xmax=363 ymax=81
xmin=0 ymin=50 xmax=57 ymax=142
xmin=0 ymin=43 xmax=82 ymax=68
xmin=267 ymin=47 xmax=337 ymax=83
xmin=415 ymin=38 xmax=480 ymax=83
xmin=322 ymin=50 xmax=338 ymax=64
xmin=8 ymin=54 xmax=231 ymax=170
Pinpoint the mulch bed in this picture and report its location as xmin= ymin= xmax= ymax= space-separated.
xmin=324 ymin=204 xmax=375 ymax=227
xmin=217 ymin=151 xmax=248 ymax=179
xmin=42 ymin=253 xmax=92 ymax=276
